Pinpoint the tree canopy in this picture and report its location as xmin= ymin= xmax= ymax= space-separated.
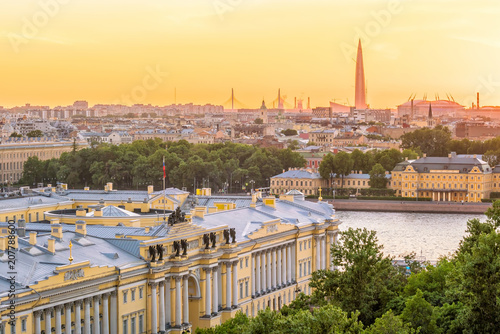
xmin=19 ymin=140 xmax=306 ymax=192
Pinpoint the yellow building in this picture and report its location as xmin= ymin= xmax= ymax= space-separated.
xmin=389 ymin=152 xmax=493 ymax=202
xmin=0 ymin=189 xmax=340 ymax=334
xmin=270 ymin=169 xmax=328 ymax=196
xmin=0 ymin=137 xmax=88 ymax=183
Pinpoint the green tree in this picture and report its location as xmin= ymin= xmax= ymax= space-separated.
xmin=254 ymin=118 xmax=264 ymax=124
xmin=281 ymin=129 xmax=298 ymax=136
xmin=319 ymin=153 xmax=335 ymax=184
xmin=27 ymin=130 xmax=44 ymax=137
xmin=400 ymin=126 xmax=452 ymax=157
xmin=368 ymin=310 xmax=416 ymax=334
xmin=195 ymin=311 xmax=249 ymax=334
xmin=309 ymin=228 xmax=404 ymax=325
xmin=287 ymin=139 xmax=300 ymax=150
xmin=369 ymin=163 xmax=388 ymax=189
xmin=333 ymin=151 xmax=354 ymax=188
xmin=9 ymin=132 xmax=22 ymax=138
xmin=19 ymin=156 xmax=44 ymax=186
xmin=400 ymin=289 xmax=439 ymax=334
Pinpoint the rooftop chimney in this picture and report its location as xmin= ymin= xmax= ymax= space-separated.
xmin=47 ymin=238 xmax=56 ymax=254
xmin=17 ymin=219 xmax=26 ymax=238
xmin=29 ymin=232 xmax=37 ymax=246
xmin=51 ymin=223 xmax=63 ymax=240
xmin=75 ymin=220 xmax=87 ymax=237
xmin=148 ymin=185 xmax=154 ymax=194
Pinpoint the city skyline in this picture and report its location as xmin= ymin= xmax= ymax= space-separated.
xmin=1 ymin=0 xmax=500 ymax=108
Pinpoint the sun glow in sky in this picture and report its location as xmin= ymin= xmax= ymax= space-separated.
xmin=1 ymin=0 xmax=500 ymax=109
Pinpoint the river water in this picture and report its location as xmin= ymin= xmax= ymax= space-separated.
xmin=336 ymin=211 xmax=486 ymax=262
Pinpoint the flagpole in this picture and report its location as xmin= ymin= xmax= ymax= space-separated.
xmin=163 ymin=156 xmax=166 ymax=223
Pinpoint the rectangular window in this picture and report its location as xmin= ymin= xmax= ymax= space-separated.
xmin=139 ymin=315 xmax=144 ymax=333
xmin=131 ymin=317 xmax=136 ymax=334
xmin=123 ymin=319 xmax=128 ymax=334
xmin=22 ymin=318 xmax=27 ymax=332
xmin=123 ymin=291 xmax=127 ymax=303
xmin=240 ymin=283 xmax=243 ymax=299
xmin=299 ymin=263 xmax=302 ymax=277
xmin=131 ymin=290 xmax=135 ymax=301
xmin=245 ymin=281 xmax=249 ymax=297
xmin=246 ymin=257 xmax=249 ymax=267
xmin=139 ymin=287 xmax=143 ymax=299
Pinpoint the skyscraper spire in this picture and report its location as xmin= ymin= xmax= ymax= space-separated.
xmin=428 ymin=103 xmax=433 ymax=119
xmin=355 ymin=39 xmax=367 ymax=109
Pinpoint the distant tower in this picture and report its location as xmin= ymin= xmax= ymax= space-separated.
xmin=355 ymin=39 xmax=367 ymax=109
xmin=260 ymin=100 xmax=268 ymax=124
xmin=427 ymin=103 xmax=435 ymax=128
xmin=278 ymin=89 xmax=283 ymax=109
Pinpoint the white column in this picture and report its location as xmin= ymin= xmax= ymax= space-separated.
xmin=65 ymin=304 xmax=72 ymax=334
xmin=329 ymin=233 xmax=335 ymax=270
xmin=84 ymin=298 xmax=91 ymax=334
xmin=151 ymin=283 xmax=158 ymax=334
xmin=55 ymin=306 xmax=62 ymax=334
xmin=102 ymin=294 xmax=109 ymax=334
xmin=316 ymin=237 xmax=321 ymax=271
xmin=286 ymin=244 xmax=292 ymax=284
xmin=251 ymin=255 xmax=256 ymax=296
xmin=75 ymin=301 xmax=82 ymax=334
xmin=45 ymin=308 xmax=52 ymax=334
xmin=291 ymin=243 xmax=296 ymax=282
xmin=261 ymin=252 xmax=266 ymax=293
xmin=205 ymin=268 xmax=212 ymax=316
xmin=165 ymin=278 xmax=171 ymax=328
xmin=277 ymin=247 xmax=282 ymax=288
xmin=212 ymin=267 xmax=219 ymax=315
xmin=271 ymin=248 xmax=277 ymax=290
xmin=218 ymin=268 xmax=222 ymax=310
xmin=34 ymin=311 xmax=42 ymax=334
xmin=321 ymin=237 xmax=327 ymax=269
xmin=232 ymin=261 xmax=238 ymax=307
xmin=266 ymin=251 xmax=271 ymax=291
xmin=255 ymin=252 xmax=261 ymax=295
xmin=182 ymin=275 xmax=189 ymax=325
xmin=175 ymin=277 xmax=182 ymax=326
xmin=93 ymin=296 xmax=100 ymax=334
xmin=281 ymin=247 xmax=287 ymax=286
xmin=109 ymin=292 xmax=117 ymax=334
xmin=225 ymin=263 xmax=232 ymax=309
xmin=159 ymin=282 xmax=165 ymax=333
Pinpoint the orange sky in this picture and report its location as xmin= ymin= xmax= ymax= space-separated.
xmin=1 ymin=0 xmax=500 ymax=109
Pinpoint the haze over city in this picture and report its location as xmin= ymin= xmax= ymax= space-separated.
xmin=2 ymin=0 xmax=500 ymax=108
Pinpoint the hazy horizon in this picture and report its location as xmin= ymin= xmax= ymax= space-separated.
xmin=2 ymin=0 xmax=500 ymax=109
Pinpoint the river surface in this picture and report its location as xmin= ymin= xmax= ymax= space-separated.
xmin=336 ymin=211 xmax=486 ymax=262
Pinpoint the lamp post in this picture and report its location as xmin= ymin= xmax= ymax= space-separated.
xmin=249 ymin=179 xmax=255 ymax=193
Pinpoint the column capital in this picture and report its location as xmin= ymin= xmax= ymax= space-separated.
xmin=102 ymin=292 xmax=111 ymax=299
xmin=55 ymin=304 xmax=63 ymax=312
xmin=203 ymin=267 xmax=213 ymax=273
xmin=45 ymin=307 xmax=54 ymax=313
xmin=34 ymin=310 xmax=43 ymax=317
xmin=74 ymin=300 xmax=83 ymax=307
xmin=150 ymin=281 xmax=158 ymax=288
xmin=232 ymin=260 xmax=239 ymax=267
xmin=110 ymin=290 xmax=117 ymax=297
xmin=225 ymin=262 xmax=232 ymax=268
xmin=175 ymin=276 xmax=182 ymax=282
xmin=182 ymin=274 xmax=189 ymax=280
xmin=165 ymin=275 xmax=171 ymax=282
xmin=84 ymin=297 xmax=92 ymax=304
xmin=93 ymin=295 xmax=101 ymax=302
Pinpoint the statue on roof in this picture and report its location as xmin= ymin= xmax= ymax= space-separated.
xmin=173 ymin=240 xmax=181 ymax=257
xmin=203 ymin=233 xmax=210 ymax=250
xmin=148 ymin=245 xmax=157 ymax=262
xmin=156 ymin=244 xmax=164 ymax=261
xmin=230 ymin=228 xmax=236 ymax=244
xmin=223 ymin=229 xmax=230 ymax=245
xmin=210 ymin=232 xmax=217 ymax=248
xmin=181 ymin=239 xmax=188 ymax=256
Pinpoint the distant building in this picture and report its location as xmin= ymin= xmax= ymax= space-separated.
xmin=390 ymin=152 xmax=493 ymax=202
xmin=397 ymin=100 xmax=464 ymax=118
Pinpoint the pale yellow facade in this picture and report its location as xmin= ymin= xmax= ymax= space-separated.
xmin=0 ymin=138 xmax=88 ymax=183
xmin=0 ymin=189 xmax=339 ymax=334
xmin=390 ymin=155 xmax=494 ymax=202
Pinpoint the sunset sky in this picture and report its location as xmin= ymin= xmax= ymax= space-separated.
xmin=1 ymin=0 xmax=500 ymax=109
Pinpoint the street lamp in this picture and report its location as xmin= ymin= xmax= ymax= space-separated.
xmin=249 ymin=179 xmax=255 ymax=193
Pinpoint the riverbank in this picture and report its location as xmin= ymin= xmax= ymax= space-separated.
xmin=326 ymin=199 xmax=491 ymax=214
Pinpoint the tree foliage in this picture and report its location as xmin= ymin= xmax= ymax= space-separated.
xmin=19 ymin=140 xmax=305 ymax=191
xmin=369 ymin=163 xmax=388 ymax=189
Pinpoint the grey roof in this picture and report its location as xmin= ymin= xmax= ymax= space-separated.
xmin=394 ymin=156 xmax=491 ymax=173
xmin=59 ymin=189 xmax=150 ymax=202
xmin=191 ymin=197 xmax=335 ymax=242
xmin=0 ymin=195 xmax=70 ymax=212
xmin=86 ymin=205 xmax=140 ymax=217
xmin=272 ymin=170 xmax=321 ymax=179
xmin=187 ymin=195 xmax=255 ymax=210
xmin=0 ymin=230 xmax=143 ymax=290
